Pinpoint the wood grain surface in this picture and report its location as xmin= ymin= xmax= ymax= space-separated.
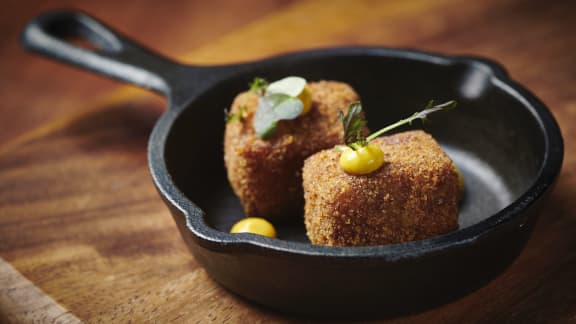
xmin=1 ymin=0 xmax=575 ymax=322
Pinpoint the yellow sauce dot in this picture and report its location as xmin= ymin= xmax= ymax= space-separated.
xmin=298 ymin=87 xmax=312 ymax=115
xmin=339 ymin=144 xmax=385 ymax=175
xmin=454 ymin=165 xmax=464 ymax=194
xmin=230 ymin=217 xmax=277 ymax=238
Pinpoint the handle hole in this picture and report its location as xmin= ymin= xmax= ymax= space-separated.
xmin=44 ymin=15 xmax=121 ymax=53
xmin=68 ymin=36 xmax=100 ymax=51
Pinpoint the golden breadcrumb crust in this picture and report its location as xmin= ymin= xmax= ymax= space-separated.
xmin=224 ymin=81 xmax=360 ymax=220
xmin=303 ymin=130 xmax=460 ymax=246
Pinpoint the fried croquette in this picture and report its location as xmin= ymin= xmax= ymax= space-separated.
xmin=303 ymin=130 xmax=460 ymax=246
xmin=224 ymin=81 xmax=361 ymax=221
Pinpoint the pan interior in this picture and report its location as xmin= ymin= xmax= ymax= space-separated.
xmin=164 ymin=55 xmax=545 ymax=243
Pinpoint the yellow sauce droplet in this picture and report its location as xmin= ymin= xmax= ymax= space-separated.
xmin=454 ymin=165 xmax=464 ymax=194
xmin=339 ymin=144 xmax=385 ymax=175
xmin=230 ymin=217 xmax=277 ymax=238
xmin=298 ymin=87 xmax=312 ymax=115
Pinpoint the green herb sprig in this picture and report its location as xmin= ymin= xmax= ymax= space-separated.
xmin=225 ymin=105 xmax=246 ymax=123
xmin=339 ymin=100 xmax=457 ymax=150
xmin=224 ymin=78 xmax=271 ymax=124
xmin=250 ymin=77 xmax=268 ymax=95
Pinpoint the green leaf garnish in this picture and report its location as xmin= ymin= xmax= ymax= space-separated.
xmin=266 ymin=76 xmax=306 ymax=97
xmin=339 ymin=100 xmax=457 ymax=149
xmin=225 ymin=105 xmax=246 ymax=123
xmin=253 ymin=93 xmax=303 ymax=139
xmin=339 ymin=102 xmax=367 ymax=148
xmin=251 ymin=76 xmax=308 ymax=139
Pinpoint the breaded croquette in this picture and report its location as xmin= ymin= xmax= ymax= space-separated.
xmin=224 ymin=81 xmax=361 ymax=221
xmin=303 ymin=130 xmax=460 ymax=246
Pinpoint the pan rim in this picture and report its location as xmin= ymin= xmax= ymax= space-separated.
xmin=148 ymin=46 xmax=564 ymax=261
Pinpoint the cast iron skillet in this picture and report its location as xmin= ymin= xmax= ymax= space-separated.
xmin=22 ymin=10 xmax=563 ymax=317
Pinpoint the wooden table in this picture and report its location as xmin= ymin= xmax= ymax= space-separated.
xmin=1 ymin=0 xmax=575 ymax=322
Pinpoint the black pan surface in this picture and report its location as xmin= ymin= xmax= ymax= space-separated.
xmin=22 ymin=10 xmax=563 ymax=317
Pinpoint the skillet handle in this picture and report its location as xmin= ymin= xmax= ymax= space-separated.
xmin=21 ymin=10 xmax=180 ymax=96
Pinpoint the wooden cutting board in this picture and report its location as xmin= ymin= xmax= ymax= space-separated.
xmin=2 ymin=0 xmax=576 ymax=322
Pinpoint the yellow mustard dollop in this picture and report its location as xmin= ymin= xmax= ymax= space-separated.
xmin=298 ymin=87 xmax=312 ymax=115
xmin=230 ymin=217 xmax=277 ymax=238
xmin=339 ymin=143 xmax=385 ymax=175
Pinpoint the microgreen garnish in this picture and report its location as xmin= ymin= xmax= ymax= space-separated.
xmin=266 ymin=76 xmax=306 ymax=97
xmin=225 ymin=105 xmax=246 ymax=123
xmin=253 ymin=94 xmax=303 ymax=139
xmin=251 ymin=76 xmax=307 ymax=139
xmin=340 ymin=100 xmax=457 ymax=150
